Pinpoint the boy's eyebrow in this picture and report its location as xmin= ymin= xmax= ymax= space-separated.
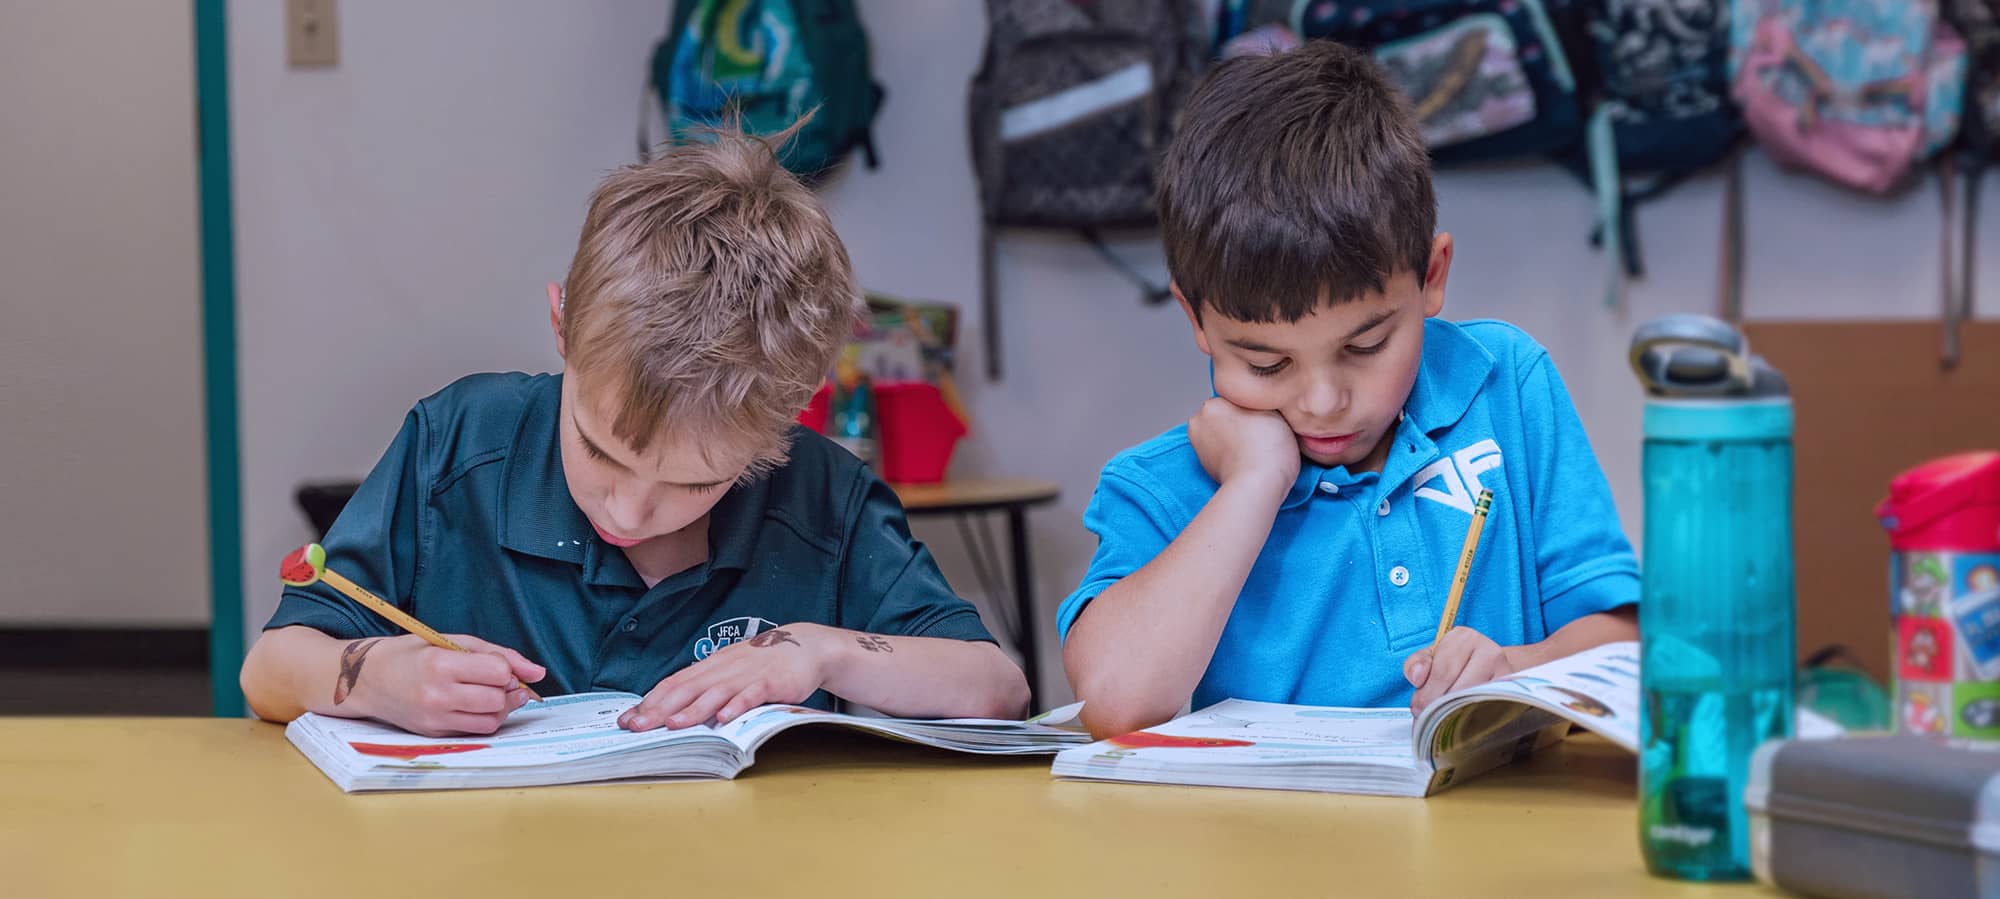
xmin=1221 ymin=309 xmax=1397 ymax=355
xmin=1344 ymin=309 xmax=1397 ymax=341
xmin=1223 ymin=337 xmax=1288 ymax=355
xmin=572 ymin=412 xmax=731 ymax=489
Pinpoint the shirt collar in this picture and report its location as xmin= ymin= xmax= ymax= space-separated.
xmin=1404 ymin=318 xmax=1496 ymax=438
xmin=497 ymin=374 xmax=593 ymax=565
xmin=1277 ymin=319 xmax=1496 ymax=508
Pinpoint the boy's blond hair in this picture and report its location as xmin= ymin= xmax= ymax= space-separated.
xmin=561 ymin=126 xmax=859 ymax=478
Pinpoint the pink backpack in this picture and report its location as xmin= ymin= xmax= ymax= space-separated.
xmin=1732 ymin=2 xmax=1968 ymax=193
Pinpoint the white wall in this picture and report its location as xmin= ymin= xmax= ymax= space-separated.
xmin=229 ymin=1 xmax=660 ymax=639
xmin=231 ymin=1 xmax=1999 ymax=704
xmin=0 ymin=1 xmax=209 ymax=625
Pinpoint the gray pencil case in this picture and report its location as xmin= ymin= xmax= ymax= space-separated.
xmin=1747 ymin=735 xmax=2000 ymax=898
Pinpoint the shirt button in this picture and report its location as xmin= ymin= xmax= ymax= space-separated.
xmin=1317 ymin=482 xmax=1339 ymax=495
xmin=622 ymin=618 xmax=639 ymax=633
xmin=1377 ymin=499 xmax=1391 ymax=517
xmin=1389 ymin=566 xmax=1410 ymax=587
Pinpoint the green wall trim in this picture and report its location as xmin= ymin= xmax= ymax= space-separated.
xmin=193 ymin=0 xmax=244 ymax=717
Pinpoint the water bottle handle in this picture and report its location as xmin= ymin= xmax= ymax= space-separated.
xmin=1629 ymin=315 xmax=1754 ymax=396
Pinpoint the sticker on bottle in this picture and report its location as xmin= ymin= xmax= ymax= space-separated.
xmin=1898 ymin=616 xmax=1954 ymax=681
xmin=1950 ymin=587 xmax=2000 ymax=681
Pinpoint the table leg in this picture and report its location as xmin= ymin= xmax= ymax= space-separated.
xmin=1007 ymin=506 xmax=1039 ymax=707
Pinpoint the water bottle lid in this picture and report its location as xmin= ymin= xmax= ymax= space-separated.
xmin=1876 ymin=452 xmax=2000 ymax=550
xmin=1630 ymin=315 xmax=1789 ymax=398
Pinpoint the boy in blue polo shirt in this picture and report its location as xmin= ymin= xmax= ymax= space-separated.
xmin=241 ymin=128 xmax=1029 ymax=737
xmin=1059 ymin=43 xmax=1638 ymax=739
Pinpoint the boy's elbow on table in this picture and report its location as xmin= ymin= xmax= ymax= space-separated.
xmin=239 ymin=639 xmax=302 ymax=725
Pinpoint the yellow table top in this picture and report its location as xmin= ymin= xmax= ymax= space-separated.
xmin=0 ymin=718 xmax=1768 ymax=898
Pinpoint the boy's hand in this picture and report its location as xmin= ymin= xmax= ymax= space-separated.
xmin=340 ymin=634 xmax=545 ymax=737
xmin=1187 ymin=397 xmax=1300 ymax=493
xmin=620 ymin=623 xmax=830 ymax=731
xmin=1405 ymin=627 xmax=1516 ymax=715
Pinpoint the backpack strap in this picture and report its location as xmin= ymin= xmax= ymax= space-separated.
xmin=1942 ymin=155 xmax=1970 ymax=369
xmin=1718 ymin=147 xmax=1747 ymax=322
xmin=637 ymin=83 xmax=663 ymax=163
xmin=1963 ymin=156 xmax=1986 ymax=365
xmin=1587 ymin=107 xmax=1626 ymax=308
xmin=1079 ymin=228 xmax=1174 ymax=306
xmin=981 ymin=219 xmax=1003 ymax=381
xmin=855 ymin=82 xmax=886 ymax=169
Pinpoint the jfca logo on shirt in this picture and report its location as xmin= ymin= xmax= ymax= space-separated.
xmin=694 ymin=616 xmax=777 ymax=660
xmin=1414 ymin=439 xmax=1504 ymax=514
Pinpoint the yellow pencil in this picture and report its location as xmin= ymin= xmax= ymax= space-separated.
xmin=279 ymin=543 xmax=541 ymax=701
xmin=1433 ymin=489 xmax=1494 ymax=648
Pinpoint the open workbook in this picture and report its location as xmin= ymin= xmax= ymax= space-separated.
xmin=288 ymin=693 xmax=1089 ymax=792
xmin=1053 ymin=642 xmax=1839 ymax=797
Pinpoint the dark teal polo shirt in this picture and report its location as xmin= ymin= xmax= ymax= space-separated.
xmin=266 ymin=372 xmax=994 ymax=705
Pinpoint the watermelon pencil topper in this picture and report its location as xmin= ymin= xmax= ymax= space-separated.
xmin=277 ymin=543 xmax=540 ymax=701
xmin=279 ymin=543 xmax=327 ymax=587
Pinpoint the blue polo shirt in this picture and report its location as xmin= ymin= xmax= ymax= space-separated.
xmin=266 ymin=372 xmax=994 ymax=705
xmin=1058 ymin=319 xmax=1638 ymax=709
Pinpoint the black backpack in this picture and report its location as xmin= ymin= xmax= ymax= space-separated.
xmin=967 ymin=0 xmax=1205 ymax=380
xmin=1561 ymin=0 xmax=1741 ymax=304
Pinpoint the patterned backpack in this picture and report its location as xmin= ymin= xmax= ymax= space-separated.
xmin=1214 ymin=0 xmax=1590 ymax=165
xmin=1730 ymin=0 xmax=1968 ymax=193
xmin=1562 ymin=0 xmax=1743 ymax=304
xmin=1215 ymin=0 xmax=1740 ymax=305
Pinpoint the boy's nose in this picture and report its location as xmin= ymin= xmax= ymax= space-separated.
xmin=603 ymin=486 xmax=653 ymax=534
xmin=1298 ymin=374 xmax=1347 ymax=418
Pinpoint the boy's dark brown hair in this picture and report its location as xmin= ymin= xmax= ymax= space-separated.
xmin=1158 ymin=41 xmax=1436 ymax=324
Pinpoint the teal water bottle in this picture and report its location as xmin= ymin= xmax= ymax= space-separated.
xmin=1630 ymin=316 xmax=1796 ymax=881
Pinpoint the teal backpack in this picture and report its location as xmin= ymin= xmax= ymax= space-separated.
xmin=645 ymin=0 xmax=883 ymax=179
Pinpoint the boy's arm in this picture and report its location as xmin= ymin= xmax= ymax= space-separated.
xmin=1514 ymin=351 xmax=1641 ymax=634
xmin=1064 ymin=398 xmax=1300 ymax=739
xmin=242 ymin=625 xmax=544 ymax=736
xmin=242 ymin=408 xmax=544 ymax=735
xmin=1407 ymin=350 xmax=1640 ymax=713
xmin=624 ymin=468 xmax=1029 ymax=730
xmin=1504 ymin=605 xmax=1638 ymax=670
xmin=618 ymin=625 xmax=1025 ymax=729
xmin=241 ymin=625 xmax=357 ymax=722
xmin=1407 ymin=607 xmax=1637 ymax=713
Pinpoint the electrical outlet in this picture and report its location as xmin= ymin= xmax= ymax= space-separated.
xmin=287 ymin=0 xmax=338 ymax=68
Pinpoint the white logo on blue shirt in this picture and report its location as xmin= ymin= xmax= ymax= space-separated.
xmin=694 ymin=616 xmax=777 ymax=660
xmin=1413 ymin=439 xmax=1504 ymax=514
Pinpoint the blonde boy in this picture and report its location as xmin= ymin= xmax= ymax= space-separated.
xmin=243 ymin=130 xmax=1028 ymax=736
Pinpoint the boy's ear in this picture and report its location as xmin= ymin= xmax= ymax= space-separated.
xmin=547 ymin=281 xmax=567 ymax=359
xmin=1421 ymin=233 xmax=1453 ymax=319
xmin=1173 ymin=282 xmax=1214 ymax=357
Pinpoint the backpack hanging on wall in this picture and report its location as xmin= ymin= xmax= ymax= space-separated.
xmin=1215 ymin=1 xmax=1740 ymax=306
xmin=1728 ymin=0 xmax=1971 ymax=364
xmin=1215 ymin=0 xmax=1591 ymax=166
xmin=1561 ymin=0 xmax=1742 ymax=305
xmin=968 ymin=0 xmax=1206 ymax=380
xmin=645 ymin=0 xmax=884 ymax=180
xmin=1730 ymin=0 xmax=1967 ymax=194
